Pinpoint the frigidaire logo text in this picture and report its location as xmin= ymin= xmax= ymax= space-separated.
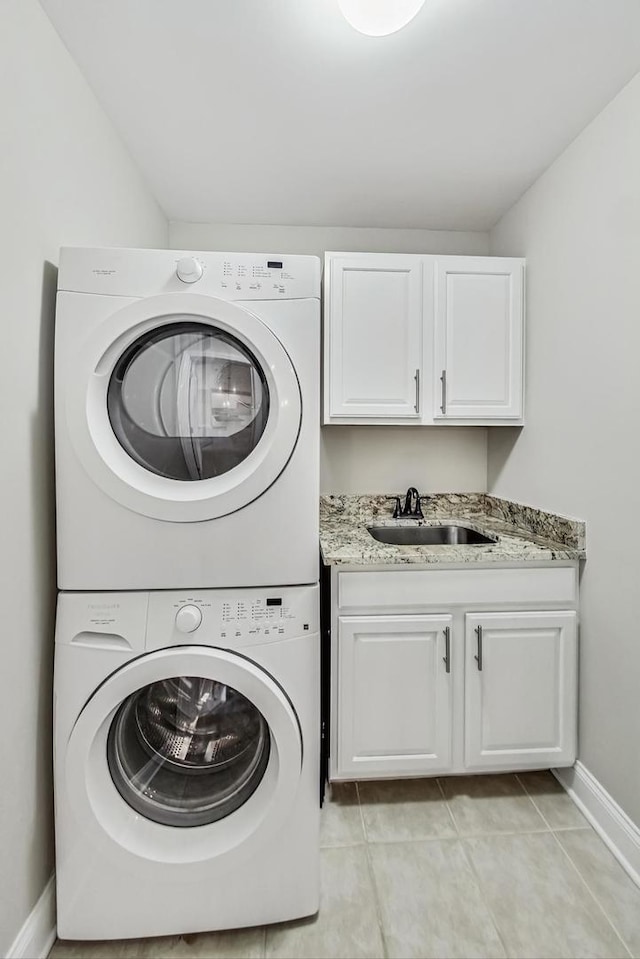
xmin=88 ymin=603 xmax=120 ymax=610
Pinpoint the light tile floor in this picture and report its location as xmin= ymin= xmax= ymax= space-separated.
xmin=50 ymin=772 xmax=640 ymax=959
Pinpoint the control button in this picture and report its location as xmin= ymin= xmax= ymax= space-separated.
xmin=176 ymin=257 xmax=203 ymax=283
xmin=175 ymin=604 xmax=202 ymax=633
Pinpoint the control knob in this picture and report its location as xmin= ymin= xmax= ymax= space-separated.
xmin=176 ymin=257 xmax=203 ymax=283
xmin=175 ymin=604 xmax=202 ymax=633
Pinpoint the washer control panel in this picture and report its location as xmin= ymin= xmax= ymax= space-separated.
xmin=147 ymin=585 xmax=319 ymax=650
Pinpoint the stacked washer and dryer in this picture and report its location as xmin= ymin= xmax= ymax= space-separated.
xmin=53 ymin=248 xmax=321 ymax=940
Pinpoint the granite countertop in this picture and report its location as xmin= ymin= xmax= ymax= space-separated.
xmin=320 ymin=493 xmax=586 ymax=567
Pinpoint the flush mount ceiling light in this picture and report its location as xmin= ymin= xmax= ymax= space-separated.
xmin=337 ymin=0 xmax=427 ymax=37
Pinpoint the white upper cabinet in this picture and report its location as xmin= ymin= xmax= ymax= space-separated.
xmin=433 ymin=257 xmax=525 ymax=423
xmin=323 ymin=254 xmax=425 ymax=423
xmin=323 ymin=252 xmax=525 ymax=425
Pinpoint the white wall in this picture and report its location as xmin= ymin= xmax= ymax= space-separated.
xmin=320 ymin=427 xmax=487 ymax=494
xmin=489 ymin=73 xmax=640 ymax=827
xmin=0 ymin=2 xmax=167 ymax=953
xmin=169 ymin=221 xmax=490 ymax=258
xmin=170 ymin=221 xmax=490 ymax=494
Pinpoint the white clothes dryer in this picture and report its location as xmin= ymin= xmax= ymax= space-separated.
xmin=53 ymin=585 xmax=319 ymax=940
xmin=54 ymin=247 xmax=320 ymax=590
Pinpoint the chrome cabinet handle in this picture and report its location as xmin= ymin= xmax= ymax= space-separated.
xmin=414 ymin=369 xmax=420 ymax=413
xmin=443 ymin=626 xmax=451 ymax=673
xmin=440 ymin=369 xmax=447 ymax=414
xmin=474 ymin=625 xmax=483 ymax=671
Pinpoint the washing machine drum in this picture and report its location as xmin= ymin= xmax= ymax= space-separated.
xmin=107 ymin=676 xmax=270 ymax=827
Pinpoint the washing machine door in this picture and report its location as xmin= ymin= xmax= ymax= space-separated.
xmin=65 ymin=646 xmax=303 ymax=868
xmin=65 ymin=293 xmax=301 ymax=521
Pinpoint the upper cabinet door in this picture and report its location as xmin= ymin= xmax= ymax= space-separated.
xmin=324 ymin=254 xmax=424 ymax=423
xmin=433 ymin=257 xmax=525 ymax=423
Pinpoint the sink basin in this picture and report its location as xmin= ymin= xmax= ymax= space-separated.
xmin=367 ymin=525 xmax=496 ymax=546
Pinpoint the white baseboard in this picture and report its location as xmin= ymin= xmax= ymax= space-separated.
xmin=6 ymin=874 xmax=56 ymax=959
xmin=554 ymin=761 xmax=640 ymax=887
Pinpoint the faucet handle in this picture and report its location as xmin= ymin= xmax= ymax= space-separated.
xmin=386 ymin=496 xmax=402 ymax=519
xmin=415 ymin=495 xmax=425 ymax=519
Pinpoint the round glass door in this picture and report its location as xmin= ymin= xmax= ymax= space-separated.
xmin=107 ymin=675 xmax=271 ymax=827
xmin=68 ymin=295 xmax=303 ymax=521
xmin=107 ymin=322 xmax=270 ymax=481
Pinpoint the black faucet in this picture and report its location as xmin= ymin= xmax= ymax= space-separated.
xmin=387 ymin=488 xmax=427 ymax=519
xmin=402 ymin=487 xmax=424 ymax=519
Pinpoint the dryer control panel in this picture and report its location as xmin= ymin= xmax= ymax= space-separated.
xmin=146 ymin=584 xmax=319 ymax=650
xmin=58 ymin=247 xmax=320 ymax=301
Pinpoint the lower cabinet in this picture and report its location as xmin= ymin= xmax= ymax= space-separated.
xmin=464 ymin=611 xmax=577 ymax=772
xmin=337 ymin=614 xmax=453 ymax=778
xmin=330 ymin=569 xmax=579 ymax=781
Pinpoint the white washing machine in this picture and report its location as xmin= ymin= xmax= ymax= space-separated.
xmin=53 ymin=585 xmax=319 ymax=940
xmin=54 ymin=247 xmax=320 ymax=590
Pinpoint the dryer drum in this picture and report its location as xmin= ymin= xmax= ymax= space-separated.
xmin=106 ymin=675 xmax=271 ymax=827
xmin=106 ymin=322 xmax=270 ymax=482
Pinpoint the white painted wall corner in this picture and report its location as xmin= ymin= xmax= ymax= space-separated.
xmin=6 ymin=875 xmax=56 ymax=959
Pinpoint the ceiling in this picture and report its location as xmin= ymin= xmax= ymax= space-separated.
xmin=39 ymin=0 xmax=640 ymax=231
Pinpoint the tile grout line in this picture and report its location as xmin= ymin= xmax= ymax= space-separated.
xmin=550 ymin=829 xmax=635 ymax=959
xmin=364 ymin=825 xmax=556 ymax=845
xmin=435 ymin=776 xmax=462 ymax=837
xmin=512 ymin=768 xmax=631 ymax=951
xmin=515 ymin=772 xmax=592 ymax=835
xmin=458 ymin=837 xmax=511 ymax=959
xmin=355 ymin=782 xmax=390 ymax=959
xmin=440 ymin=774 xmax=557 ymax=959
xmin=319 ymin=781 xmax=367 ymax=850
xmin=353 ymin=780 xmax=369 ymax=844
xmin=515 ymin=772 xmax=561 ymax=833
xmin=437 ymin=777 xmax=511 ymax=958
xmin=512 ymin=772 xmax=558 ymax=833
xmin=547 ymin=824 xmax=591 ymax=832
xmin=436 ymin=775 xmax=549 ymax=843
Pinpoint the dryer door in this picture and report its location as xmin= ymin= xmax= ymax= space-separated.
xmin=65 ymin=293 xmax=301 ymax=521
xmin=64 ymin=646 xmax=303 ymax=867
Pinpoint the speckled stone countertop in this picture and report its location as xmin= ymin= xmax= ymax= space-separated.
xmin=320 ymin=493 xmax=586 ymax=567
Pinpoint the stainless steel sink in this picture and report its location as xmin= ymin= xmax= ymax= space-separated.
xmin=367 ymin=524 xmax=497 ymax=546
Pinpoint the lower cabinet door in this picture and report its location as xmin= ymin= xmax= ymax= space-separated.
xmin=464 ymin=610 xmax=577 ymax=771
xmin=336 ymin=614 xmax=453 ymax=779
